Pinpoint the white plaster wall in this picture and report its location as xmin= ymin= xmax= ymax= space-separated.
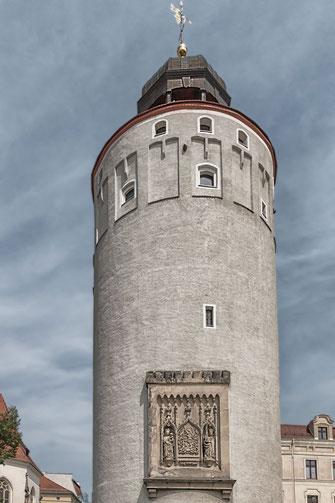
xmin=93 ymin=109 xmax=282 ymax=503
xmin=0 ymin=462 xmax=40 ymax=503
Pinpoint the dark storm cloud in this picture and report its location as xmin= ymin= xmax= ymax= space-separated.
xmin=1 ymin=0 xmax=334 ymax=497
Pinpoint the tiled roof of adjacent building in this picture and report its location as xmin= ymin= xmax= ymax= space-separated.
xmin=281 ymin=424 xmax=312 ymax=439
xmin=281 ymin=424 xmax=335 ymax=439
xmin=73 ymin=480 xmax=82 ymax=497
xmin=40 ymin=476 xmax=72 ymax=494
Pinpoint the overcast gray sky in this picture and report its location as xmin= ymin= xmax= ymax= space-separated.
xmin=1 ymin=0 xmax=334 ymax=498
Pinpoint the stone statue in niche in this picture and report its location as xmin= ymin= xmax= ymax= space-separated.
xmin=163 ymin=426 xmax=175 ymax=464
xmin=160 ymin=406 xmax=176 ymax=467
xmin=203 ymin=403 xmax=217 ymax=467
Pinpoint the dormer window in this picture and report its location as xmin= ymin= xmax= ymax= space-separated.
xmin=197 ymin=164 xmax=218 ymax=188
xmin=153 ymin=120 xmax=168 ymax=137
xmin=121 ymin=180 xmax=136 ymax=205
xmin=198 ymin=116 xmax=213 ymax=134
xmin=308 ymin=414 xmax=334 ymax=440
xmin=237 ymin=129 xmax=249 ymax=148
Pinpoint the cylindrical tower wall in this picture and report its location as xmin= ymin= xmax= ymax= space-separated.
xmin=93 ymin=104 xmax=281 ymax=503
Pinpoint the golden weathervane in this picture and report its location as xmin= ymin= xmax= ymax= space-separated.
xmin=170 ymin=1 xmax=192 ymax=58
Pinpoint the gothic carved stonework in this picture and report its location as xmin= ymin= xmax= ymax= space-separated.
xmin=144 ymin=371 xmax=235 ymax=500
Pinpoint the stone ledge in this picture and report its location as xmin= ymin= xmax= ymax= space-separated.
xmin=146 ymin=370 xmax=230 ymax=385
xmin=143 ymin=477 xmax=235 ymax=500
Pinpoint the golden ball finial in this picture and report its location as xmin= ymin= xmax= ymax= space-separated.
xmin=177 ymin=42 xmax=188 ymax=58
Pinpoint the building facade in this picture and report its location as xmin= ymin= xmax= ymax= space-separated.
xmin=282 ymin=415 xmax=335 ymax=503
xmin=0 ymin=395 xmax=82 ymax=503
xmin=92 ymin=55 xmax=282 ymax=502
xmin=0 ymin=395 xmax=42 ymax=503
xmin=40 ymin=473 xmax=82 ymax=503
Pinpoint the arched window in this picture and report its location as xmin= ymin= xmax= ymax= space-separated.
xmin=30 ymin=487 xmax=35 ymax=503
xmin=121 ymin=180 xmax=136 ymax=205
xmin=153 ymin=120 xmax=168 ymax=137
xmin=237 ymin=129 xmax=249 ymax=148
xmin=197 ymin=164 xmax=218 ymax=188
xmin=198 ymin=116 xmax=213 ymax=134
xmin=0 ymin=479 xmax=11 ymax=503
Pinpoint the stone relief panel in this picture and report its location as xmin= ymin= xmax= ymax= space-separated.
xmin=159 ymin=395 xmax=218 ymax=469
xmin=148 ymin=137 xmax=179 ymax=203
xmin=144 ymin=370 xmax=235 ymax=500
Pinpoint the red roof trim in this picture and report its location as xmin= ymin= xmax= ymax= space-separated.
xmin=91 ymin=100 xmax=278 ymax=197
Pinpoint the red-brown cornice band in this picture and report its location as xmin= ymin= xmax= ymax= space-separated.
xmin=91 ymin=100 xmax=277 ymax=197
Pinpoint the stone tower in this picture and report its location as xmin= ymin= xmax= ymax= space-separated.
xmin=92 ymin=55 xmax=282 ymax=502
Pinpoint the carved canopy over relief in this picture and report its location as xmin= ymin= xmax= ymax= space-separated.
xmin=144 ymin=371 xmax=235 ymax=500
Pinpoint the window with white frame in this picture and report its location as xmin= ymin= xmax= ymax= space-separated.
xmin=261 ymin=199 xmax=267 ymax=219
xmin=0 ymin=479 xmax=11 ymax=503
xmin=121 ymin=180 xmax=136 ymax=205
xmin=153 ymin=120 xmax=168 ymax=137
xmin=197 ymin=164 xmax=218 ymax=188
xmin=198 ymin=116 xmax=213 ymax=134
xmin=237 ymin=129 xmax=249 ymax=148
xmin=203 ymin=304 xmax=216 ymax=328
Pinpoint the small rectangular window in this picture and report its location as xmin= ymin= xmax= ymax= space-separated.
xmin=332 ymin=460 xmax=335 ymax=479
xmin=306 ymin=460 xmax=317 ymax=479
xmin=203 ymin=304 xmax=216 ymax=328
xmin=318 ymin=426 xmax=328 ymax=439
xmin=307 ymin=496 xmax=318 ymax=503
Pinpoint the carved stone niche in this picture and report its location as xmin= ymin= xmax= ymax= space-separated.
xmin=144 ymin=370 xmax=235 ymax=500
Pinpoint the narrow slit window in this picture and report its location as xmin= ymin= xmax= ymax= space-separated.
xmin=237 ymin=129 xmax=249 ymax=148
xmin=332 ymin=460 xmax=335 ymax=479
xmin=154 ymin=120 xmax=167 ymax=137
xmin=203 ymin=305 xmax=216 ymax=328
xmin=261 ymin=200 xmax=267 ymax=219
xmin=199 ymin=117 xmax=213 ymax=133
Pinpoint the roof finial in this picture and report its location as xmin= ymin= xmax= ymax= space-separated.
xmin=170 ymin=1 xmax=192 ymax=58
